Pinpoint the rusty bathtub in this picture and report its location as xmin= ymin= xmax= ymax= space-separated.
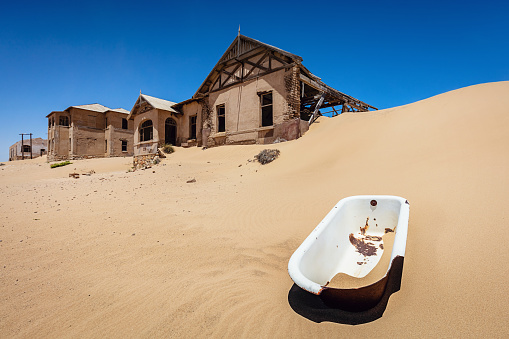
xmin=288 ymin=195 xmax=410 ymax=311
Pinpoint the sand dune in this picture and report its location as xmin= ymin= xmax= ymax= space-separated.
xmin=1 ymin=81 xmax=508 ymax=337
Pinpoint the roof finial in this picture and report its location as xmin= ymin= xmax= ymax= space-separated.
xmin=238 ymin=25 xmax=240 ymax=37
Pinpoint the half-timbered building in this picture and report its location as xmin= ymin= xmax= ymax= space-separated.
xmin=129 ymin=34 xmax=376 ymax=165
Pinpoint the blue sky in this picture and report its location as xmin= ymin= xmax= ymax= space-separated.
xmin=1 ymin=0 xmax=508 ymax=161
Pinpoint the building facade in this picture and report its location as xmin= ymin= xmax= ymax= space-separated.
xmin=47 ymin=104 xmax=134 ymax=161
xmin=9 ymin=137 xmax=47 ymax=161
xmin=129 ymin=34 xmax=376 ymax=165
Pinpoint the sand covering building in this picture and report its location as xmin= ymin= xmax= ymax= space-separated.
xmin=47 ymin=104 xmax=134 ymax=161
xmin=8 ymin=137 xmax=47 ymax=161
xmin=129 ymin=34 xmax=376 ymax=166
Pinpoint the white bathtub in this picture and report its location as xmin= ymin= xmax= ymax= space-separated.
xmin=288 ymin=195 xmax=410 ymax=311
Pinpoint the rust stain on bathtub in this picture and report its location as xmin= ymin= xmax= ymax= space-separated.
xmin=349 ymin=233 xmax=378 ymax=256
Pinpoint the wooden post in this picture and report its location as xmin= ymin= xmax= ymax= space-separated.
xmin=20 ymin=133 xmax=24 ymax=160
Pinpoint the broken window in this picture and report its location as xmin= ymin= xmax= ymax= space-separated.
xmin=139 ymin=120 xmax=153 ymax=142
xmin=122 ymin=118 xmax=128 ymax=129
xmin=59 ymin=116 xmax=69 ymax=126
xmin=22 ymin=145 xmax=31 ymax=153
xmin=217 ymin=105 xmax=225 ymax=132
xmin=260 ymin=92 xmax=273 ymax=127
xmin=190 ymin=116 xmax=197 ymax=139
xmin=122 ymin=140 xmax=127 ymax=152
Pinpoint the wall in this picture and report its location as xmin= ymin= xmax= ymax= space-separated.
xmin=105 ymin=111 xmax=134 ymax=157
xmin=198 ymin=67 xmax=303 ymax=146
xmin=8 ymin=138 xmax=47 ymax=161
xmin=133 ymin=108 xmax=159 ymax=156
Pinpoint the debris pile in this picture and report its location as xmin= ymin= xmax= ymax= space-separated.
xmin=254 ymin=149 xmax=280 ymax=165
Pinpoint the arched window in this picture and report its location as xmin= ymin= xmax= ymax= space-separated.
xmin=139 ymin=120 xmax=153 ymax=142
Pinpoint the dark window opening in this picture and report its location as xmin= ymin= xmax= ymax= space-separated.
xmin=22 ymin=145 xmax=31 ymax=153
xmin=165 ymin=118 xmax=177 ymax=145
xmin=59 ymin=116 xmax=69 ymax=126
xmin=122 ymin=140 xmax=127 ymax=152
xmin=217 ymin=105 xmax=225 ymax=132
xmin=190 ymin=116 xmax=197 ymax=139
xmin=48 ymin=119 xmax=51 ymax=128
xmin=122 ymin=118 xmax=128 ymax=129
xmin=260 ymin=92 xmax=273 ymax=127
xmin=105 ymin=140 xmax=108 ymax=152
xmin=105 ymin=117 xmax=108 ymax=128
xmin=139 ymin=120 xmax=153 ymax=142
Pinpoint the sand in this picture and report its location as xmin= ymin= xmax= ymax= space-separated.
xmin=1 ymin=81 xmax=508 ymax=337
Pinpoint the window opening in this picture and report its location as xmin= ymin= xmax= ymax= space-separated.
xmin=260 ymin=92 xmax=273 ymax=127
xmin=122 ymin=140 xmax=127 ymax=152
xmin=59 ymin=116 xmax=69 ymax=126
xmin=190 ymin=116 xmax=197 ymax=139
xmin=122 ymin=118 xmax=128 ymax=129
xmin=22 ymin=145 xmax=31 ymax=153
xmin=139 ymin=120 xmax=153 ymax=142
xmin=217 ymin=105 xmax=225 ymax=132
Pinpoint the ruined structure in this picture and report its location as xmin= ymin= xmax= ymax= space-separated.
xmin=9 ymin=137 xmax=47 ymax=161
xmin=127 ymin=94 xmax=181 ymax=163
xmin=129 ymin=34 xmax=376 ymax=165
xmin=47 ymin=104 xmax=134 ymax=161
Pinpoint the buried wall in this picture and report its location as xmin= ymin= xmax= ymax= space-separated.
xmin=197 ymin=66 xmax=306 ymax=147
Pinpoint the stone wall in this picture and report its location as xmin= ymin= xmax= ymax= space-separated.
xmin=284 ymin=65 xmax=301 ymax=120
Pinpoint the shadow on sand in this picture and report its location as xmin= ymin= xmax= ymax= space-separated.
xmin=287 ymin=256 xmax=404 ymax=325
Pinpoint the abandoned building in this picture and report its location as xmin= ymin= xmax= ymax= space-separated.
xmin=129 ymin=34 xmax=376 ymax=165
xmin=47 ymin=104 xmax=134 ymax=161
xmin=9 ymin=137 xmax=47 ymax=161
xmin=127 ymin=94 xmax=181 ymax=159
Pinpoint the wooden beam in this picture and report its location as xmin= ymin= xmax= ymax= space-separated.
xmin=309 ymin=93 xmax=325 ymax=125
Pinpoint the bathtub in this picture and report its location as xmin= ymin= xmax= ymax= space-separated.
xmin=288 ymin=195 xmax=410 ymax=311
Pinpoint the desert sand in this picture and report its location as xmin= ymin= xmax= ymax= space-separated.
xmin=1 ymin=81 xmax=508 ymax=338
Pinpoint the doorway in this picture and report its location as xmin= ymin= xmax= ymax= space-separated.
xmin=165 ymin=118 xmax=177 ymax=145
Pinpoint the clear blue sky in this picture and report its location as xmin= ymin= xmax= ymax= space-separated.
xmin=1 ymin=0 xmax=508 ymax=161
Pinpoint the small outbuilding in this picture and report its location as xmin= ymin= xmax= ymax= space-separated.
xmin=9 ymin=138 xmax=47 ymax=161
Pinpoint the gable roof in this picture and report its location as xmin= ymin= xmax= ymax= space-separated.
xmin=69 ymin=103 xmax=111 ymax=113
xmin=128 ymin=94 xmax=180 ymax=120
xmin=107 ymin=108 xmax=130 ymax=114
xmin=193 ymin=34 xmax=303 ymax=98
xmin=190 ymin=34 xmax=376 ymax=111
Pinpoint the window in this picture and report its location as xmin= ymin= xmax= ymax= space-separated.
xmin=260 ymin=92 xmax=273 ymax=127
xmin=105 ymin=140 xmax=108 ymax=152
xmin=122 ymin=118 xmax=128 ymax=129
xmin=217 ymin=105 xmax=225 ymax=132
xmin=190 ymin=116 xmax=197 ymax=139
xmin=48 ymin=119 xmax=51 ymax=128
xmin=22 ymin=145 xmax=31 ymax=153
xmin=105 ymin=117 xmax=108 ymax=128
xmin=122 ymin=140 xmax=127 ymax=152
xmin=139 ymin=120 xmax=153 ymax=142
xmin=59 ymin=116 xmax=69 ymax=126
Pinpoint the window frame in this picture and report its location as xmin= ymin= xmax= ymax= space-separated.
xmin=189 ymin=115 xmax=197 ymax=140
xmin=260 ymin=92 xmax=273 ymax=127
xmin=139 ymin=120 xmax=153 ymax=142
xmin=217 ymin=104 xmax=226 ymax=133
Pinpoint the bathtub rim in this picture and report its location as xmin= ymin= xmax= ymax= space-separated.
xmin=288 ymin=195 xmax=410 ymax=296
